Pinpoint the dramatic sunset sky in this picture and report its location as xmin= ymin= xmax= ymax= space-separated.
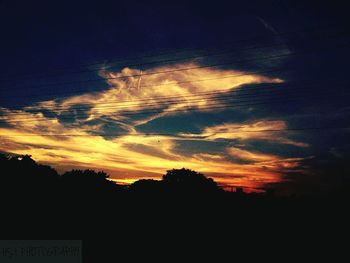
xmin=0 ymin=0 xmax=349 ymax=193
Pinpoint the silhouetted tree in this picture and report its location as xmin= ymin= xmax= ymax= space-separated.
xmin=0 ymin=154 xmax=61 ymax=209
xmin=61 ymin=169 xmax=122 ymax=197
xmin=0 ymin=154 xmax=58 ymax=185
xmin=162 ymin=168 xmax=220 ymax=194
xmin=129 ymin=179 xmax=163 ymax=194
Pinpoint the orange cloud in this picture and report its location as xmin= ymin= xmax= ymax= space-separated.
xmin=226 ymin=147 xmax=278 ymax=162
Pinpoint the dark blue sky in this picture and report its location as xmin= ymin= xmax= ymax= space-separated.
xmin=0 ymin=0 xmax=348 ymax=105
xmin=0 ymin=2 xmax=346 ymax=86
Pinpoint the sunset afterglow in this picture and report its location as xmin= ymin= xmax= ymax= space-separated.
xmin=0 ymin=63 xmax=309 ymax=190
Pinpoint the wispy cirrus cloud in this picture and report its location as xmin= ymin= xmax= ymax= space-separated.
xmin=178 ymin=120 xmax=309 ymax=147
xmin=226 ymin=146 xmax=278 ymax=162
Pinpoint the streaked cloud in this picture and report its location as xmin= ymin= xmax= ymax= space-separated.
xmin=226 ymin=147 xmax=277 ymax=162
xmin=179 ymin=120 xmax=309 ymax=147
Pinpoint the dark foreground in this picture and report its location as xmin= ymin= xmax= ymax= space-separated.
xmin=1 ymin=154 xmax=349 ymax=260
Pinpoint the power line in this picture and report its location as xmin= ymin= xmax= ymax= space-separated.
xmin=5 ymin=81 xmax=349 ymax=119
xmin=1 ymin=67 xmax=292 ymax=101
xmin=3 ymin=59 xmax=345 ymax=105
xmin=0 ymin=23 xmax=346 ymax=82
xmin=2 ymin=72 xmax=291 ymax=111
xmin=2 ymin=88 xmax=349 ymax=122
xmin=1 ymin=126 xmax=349 ymax=137
xmin=0 ymin=41 xmax=289 ymax=83
xmin=1 ymin=32 xmax=349 ymax=92
xmin=2 ymin=75 xmax=348 ymax=113
xmin=2 ymin=82 xmax=349 ymax=121
xmin=0 ymin=51 xmax=294 ymax=91
xmin=0 ymin=40 xmax=348 ymax=104
xmin=2 ymin=80 xmax=348 ymax=119
xmin=31 ymin=78 xmax=348 ymax=111
xmin=3 ymin=30 xmax=345 ymax=84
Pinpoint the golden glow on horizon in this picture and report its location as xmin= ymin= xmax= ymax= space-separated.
xmin=0 ymin=63 xmax=306 ymax=189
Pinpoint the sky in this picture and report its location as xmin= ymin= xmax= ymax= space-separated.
xmin=0 ymin=0 xmax=350 ymax=194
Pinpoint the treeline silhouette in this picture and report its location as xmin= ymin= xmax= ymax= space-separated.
xmin=0 ymin=153 xmax=222 ymax=198
xmin=0 ymin=153 xmax=349 ymax=238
